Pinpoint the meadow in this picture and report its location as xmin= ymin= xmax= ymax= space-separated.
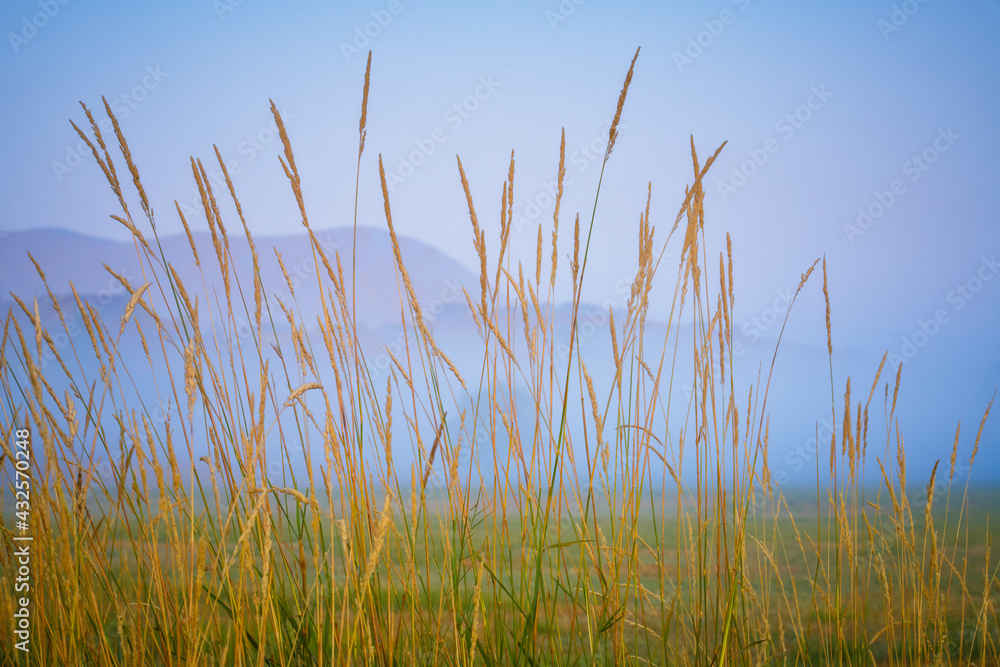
xmin=1 ymin=49 xmax=997 ymax=666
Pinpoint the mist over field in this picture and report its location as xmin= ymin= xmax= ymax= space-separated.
xmin=2 ymin=2 xmax=998 ymax=490
xmin=2 ymin=226 xmax=995 ymax=489
xmin=2 ymin=3 xmax=1000 ymax=664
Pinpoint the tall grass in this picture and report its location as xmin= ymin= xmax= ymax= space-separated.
xmin=1 ymin=50 xmax=997 ymax=666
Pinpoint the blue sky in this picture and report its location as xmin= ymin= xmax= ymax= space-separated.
xmin=2 ymin=0 xmax=999 ymax=477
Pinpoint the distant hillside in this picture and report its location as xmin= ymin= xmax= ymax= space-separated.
xmin=0 ymin=226 xmax=477 ymax=330
xmin=1 ymin=227 xmax=996 ymax=484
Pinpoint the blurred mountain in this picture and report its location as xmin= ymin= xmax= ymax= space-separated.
xmin=1 ymin=227 xmax=996 ymax=486
xmin=0 ymin=226 xmax=475 ymax=331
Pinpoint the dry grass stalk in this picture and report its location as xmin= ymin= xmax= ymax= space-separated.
xmin=285 ymin=381 xmax=322 ymax=407
xmin=119 ymin=282 xmax=151 ymax=338
xmin=823 ymin=255 xmax=832 ymax=356
xmin=970 ymin=391 xmax=994 ymax=466
xmin=359 ymin=50 xmax=371 ymax=158
xmin=420 ymin=413 xmax=448 ymax=495
xmin=550 ymin=128 xmax=566 ymax=289
xmin=606 ymin=47 xmax=640 ymax=160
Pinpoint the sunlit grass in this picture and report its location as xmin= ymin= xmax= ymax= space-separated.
xmin=1 ymin=48 xmax=997 ymax=666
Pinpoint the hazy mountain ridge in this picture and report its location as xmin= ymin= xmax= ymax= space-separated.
xmin=0 ymin=226 xmax=475 ymax=329
xmin=2 ymin=228 xmax=996 ymax=483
